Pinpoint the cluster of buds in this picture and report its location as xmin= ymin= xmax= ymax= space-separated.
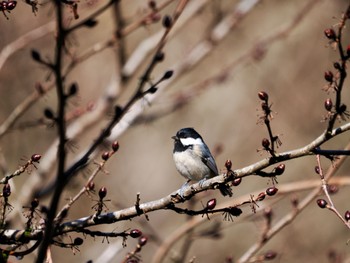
xmin=101 ymin=141 xmax=120 ymax=161
xmin=224 ymin=159 xmax=240 ymax=186
xmin=0 ymin=0 xmax=16 ymax=19
xmin=92 ymin=187 xmax=109 ymax=216
xmin=125 ymin=236 xmax=148 ymax=263
xmin=323 ymin=69 xmax=338 ymax=93
xmin=257 ymin=91 xmax=282 ymax=156
xmin=258 ymin=91 xmax=272 ymax=122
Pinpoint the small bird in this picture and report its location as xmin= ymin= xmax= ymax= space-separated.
xmin=172 ymin=127 xmax=232 ymax=197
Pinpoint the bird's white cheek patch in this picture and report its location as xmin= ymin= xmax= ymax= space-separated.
xmin=180 ymin=137 xmax=202 ymax=146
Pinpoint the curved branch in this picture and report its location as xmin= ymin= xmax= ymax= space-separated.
xmin=55 ymin=122 xmax=350 ymax=234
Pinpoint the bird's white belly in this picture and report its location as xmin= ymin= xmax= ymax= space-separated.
xmin=173 ymin=151 xmax=211 ymax=181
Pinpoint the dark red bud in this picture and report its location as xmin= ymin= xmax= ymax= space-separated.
xmin=225 ymin=159 xmax=232 ymax=170
xmin=314 ymin=166 xmax=320 ymax=174
xmin=31 ymin=154 xmax=41 ymax=162
xmin=206 ymin=198 xmax=216 ymax=210
xmin=324 ymin=71 xmax=334 ymax=82
xmin=87 ymin=181 xmax=95 ymax=191
xmin=112 ymin=141 xmax=119 ymax=152
xmin=232 ymin=177 xmax=242 ymax=186
xmin=266 ymin=187 xmax=278 ymax=196
xmin=138 ymin=236 xmax=148 ymax=246
xmin=317 ymin=199 xmax=327 ymax=208
xmin=274 ymin=164 xmax=285 ymax=175
xmin=130 ymin=229 xmax=142 ymax=238
xmin=6 ymin=1 xmax=16 ymax=10
xmin=347 ymin=45 xmax=350 ymax=56
xmin=264 ymin=250 xmax=277 ymax=260
xmin=333 ymin=62 xmax=341 ymax=70
xmin=262 ymin=138 xmax=270 ymax=149
xmin=101 ymin=151 xmax=110 ymax=161
xmin=324 ymin=28 xmax=336 ymax=40
xmin=258 ymin=91 xmax=269 ymax=101
xmin=324 ymin=98 xmax=333 ymax=111
xmin=327 ymin=184 xmax=339 ymax=194
xmin=344 ymin=210 xmax=350 ymax=221
xmin=98 ymin=187 xmax=107 ymax=199
xmin=256 ymin=192 xmax=266 ymax=201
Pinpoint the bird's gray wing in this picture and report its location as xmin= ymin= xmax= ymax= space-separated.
xmin=200 ymin=145 xmax=218 ymax=175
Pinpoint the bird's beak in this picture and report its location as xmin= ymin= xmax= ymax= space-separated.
xmin=171 ymin=135 xmax=178 ymax=140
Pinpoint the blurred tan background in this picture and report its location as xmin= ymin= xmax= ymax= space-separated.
xmin=0 ymin=0 xmax=350 ymax=262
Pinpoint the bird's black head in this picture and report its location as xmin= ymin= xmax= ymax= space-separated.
xmin=175 ymin=127 xmax=202 ymax=140
xmin=172 ymin=128 xmax=204 ymax=152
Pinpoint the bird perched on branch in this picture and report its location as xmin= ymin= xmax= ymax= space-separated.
xmin=172 ymin=127 xmax=232 ymax=197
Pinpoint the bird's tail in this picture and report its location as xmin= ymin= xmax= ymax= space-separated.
xmin=219 ymin=184 xmax=233 ymax=197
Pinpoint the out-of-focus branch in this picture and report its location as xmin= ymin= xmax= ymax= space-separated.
xmin=121 ymin=0 xmax=209 ymax=77
xmin=136 ymin=0 xmax=322 ymax=124
xmin=237 ymin=141 xmax=350 ymax=263
xmin=0 ymin=21 xmax=55 ymax=72
xmin=33 ymin=0 xmax=188 ymax=199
